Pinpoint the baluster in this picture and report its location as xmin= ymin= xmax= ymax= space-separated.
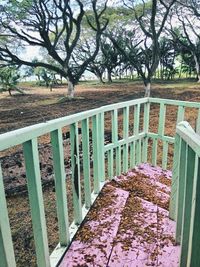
xmin=108 ymin=149 xmax=113 ymax=180
xmin=123 ymin=106 xmax=129 ymax=172
xmin=187 ymin=157 xmax=200 ymax=267
xmin=196 ymin=108 xmax=200 ymax=135
xmin=0 ymin=164 xmax=16 ymax=267
xmin=112 ymin=109 xmax=118 ymax=175
xmin=23 ymin=138 xmax=50 ymax=267
xmin=51 ymin=129 xmax=70 ymax=246
xmin=179 ymin=146 xmax=195 ymax=267
xmin=92 ymin=115 xmax=100 ymax=193
xmin=162 ymin=141 xmax=168 ymax=170
xmin=158 ymin=103 xmax=166 ymax=137
xmin=175 ymin=139 xmax=187 ymax=243
xmin=70 ymin=123 xmax=82 ymax=224
xmin=130 ymin=141 xmax=135 ymax=168
xmin=143 ymin=102 xmax=150 ymax=162
xmin=152 ymin=138 xmax=158 ymax=166
xmin=177 ymin=105 xmax=185 ymax=124
xmin=81 ymin=118 xmax=92 ymax=208
xmin=99 ymin=113 xmax=105 ymax=182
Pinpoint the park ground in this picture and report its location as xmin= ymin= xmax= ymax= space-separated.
xmin=1 ymin=79 xmax=200 ymax=267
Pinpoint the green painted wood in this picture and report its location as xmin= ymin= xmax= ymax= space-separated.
xmin=177 ymin=106 xmax=185 ymax=124
xmin=187 ymin=157 xmax=200 ymax=267
xmin=169 ymin=134 xmax=181 ymax=220
xmin=112 ymin=109 xmax=118 ymax=144
xmin=130 ymin=141 xmax=135 ymax=168
xmin=70 ymin=123 xmax=82 ymax=224
xmin=158 ymin=103 xmax=166 ymax=136
xmin=99 ymin=113 xmax=105 ymax=182
xmin=116 ymin=146 xmax=121 ymax=176
xmin=134 ymin=104 xmax=140 ymax=136
xmin=123 ymin=107 xmax=129 ymax=172
xmin=142 ymin=137 xmax=148 ymax=163
xmin=152 ymin=139 xmax=158 ymax=166
xmin=50 ymin=129 xmax=70 ymax=246
xmin=162 ymin=141 xmax=168 ymax=170
xmin=108 ymin=149 xmax=113 ymax=179
xmin=23 ymin=139 xmax=50 ymax=267
xmin=0 ymin=164 xmax=16 ymax=267
xmin=147 ymin=133 xmax=175 ymax=143
xmin=92 ymin=115 xmax=100 ymax=193
xmin=143 ymin=102 xmax=150 ymax=133
xmin=0 ymin=98 xmax=148 ymax=152
xmin=149 ymin=97 xmax=200 ymax=109
xmin=81 ymin=119 xmax=92 ymax=208
xmin=196 ymin=108 xmax=200 ymax=135
xmin=175 ymin=140 xmax=187 ymax=244
xmin=179 ymin=146 xmax=195 ymax=267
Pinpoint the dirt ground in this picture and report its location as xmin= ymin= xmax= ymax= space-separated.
xmin=1 ymin=79 xmax=200 ymax=267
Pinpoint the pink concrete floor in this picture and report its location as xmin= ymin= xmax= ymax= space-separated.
xmin=59 ymin=164 xmax=180 ymax=267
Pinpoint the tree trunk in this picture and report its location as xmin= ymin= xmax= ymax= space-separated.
xmin=193 ymin=53 xmax=200 ymax=82
xmin=107 ymin=71 xmax=112 ymax=83
xmin=96 ymin=73 xmax=104 ymax=83
xmin=144 ymin=82 xmax=151 ymax=97
xmin=68 ymin=80 xmax=75 ymax=98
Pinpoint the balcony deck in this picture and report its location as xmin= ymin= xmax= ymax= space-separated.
xmin=59 ymin=164 xmax=180 ymax=267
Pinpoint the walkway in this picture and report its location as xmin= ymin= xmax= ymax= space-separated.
xmin=59 ymin=164 xmax=180 ymax=267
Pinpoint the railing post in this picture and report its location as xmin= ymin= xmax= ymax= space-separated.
xmin=175 ymin=139 xmax=187 ymax=243
xmin=0 ymin=164 xmax=16 ymax=267
xmin=50 ymin=129 xmax=70 ymax=246
xmin=169 ymin=133 xmax=181 ymax=220
xmin=179 ymin=146 xmax=195 ymax=267
xmin=123 ymin=106 xmax=129 ymax=172
xmin=187 ymin=156 xmax=200 ymax=267
xmin=81 ymin=118 xmax=92 ymax=208
xmin=92 ymin=114 xmax=101 ymax=193
xmin=99 ymin=113 xmax=105 ymax=182
xmin=70 ymin=123 xmax=82 ymax=224
xmin=143 ymin=101 xmax=150 ymax=162
xmin=23 ymin=138 xmax=50 ymax=267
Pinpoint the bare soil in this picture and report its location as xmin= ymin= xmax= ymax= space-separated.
xmin=1 ymin=79 xmax=200 ymax=267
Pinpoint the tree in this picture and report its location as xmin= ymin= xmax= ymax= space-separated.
xmin=0 ymin=66 xmax=24 ymax=95
xmin=0 ymin=0 xmax=108 ymax=98
xmin=118 ymin=0 xmax=177 ymax=96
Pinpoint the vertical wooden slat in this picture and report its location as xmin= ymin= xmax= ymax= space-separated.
xmin=108 ymin=149 xmax=113 ymax=179
xmin=112 ymin=109 xmax=118 ymax=144
xmin=175 ymin=140 xmax=187 ymax=243
xmin=70 ymin=123 xmax=82 ymax=224
xmin=92 ymin=115 xmax=100 ymax=193
xmin=99 ymin=113 xmax=105 ymax=182
xmin=179 ymin=146 xmax=195 ymax=267
xmin=123 ymin=107 xmax=129 ymax=172
xmin=81 ymin=118 xmax=92 ymax=208
xmin=142 ymin=137 xmax=148 ymax=163
xmin=51 ymin=129 xmax=70 ymax=246
xmin=130 ymin=141 xmax=135 ymax=168
xmin=152 ymin=138 xmax=158 ymax=166
xmin=187 ymin=157 xmax=200 ymax=267
xmin=162 ymin=141 xmax=168 ymax=170
xmin=169 ymin=133 xmax=181 ymax=220
xmin=196 ymin=108 xmax=200 ymax=135
xmin=134 ymin=104 xmax=140 ymax=136
xmin=177 ymin=105 xmax=185 ymax=124
xmin=23 ymin=139 xmax=50 ymax=267
xmin=143 ymin=102 xmax=150 ymax=133
xmin=158 ymin=103 xmax=166 ymax=136
xmin=116 ymin=146 xmax=121 ymax=176
xmin=0 ymin=164 xmax=16 ymax=267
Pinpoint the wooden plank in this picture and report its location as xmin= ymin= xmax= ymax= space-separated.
xmin=70 ymin=123 xmax=82 ymax=224
xmin=169 ymin=134 xmax=181 ymax=220
xmin=175 ymin=140 xmax=187 ymax=244
xmin=143 ymin=102 xmax=150 ymax=133
xmin=134 ymin=104 xmax=140 ymax=136
xmin=130 ymin=142 xmax=135 ymax=168
xmin=81 ymin=118 xmax=92 ymax=208
xmin=112 ymin=109 xmax=118 ymax=144
xmin=158 ymin=103 xmax=166 ymax=136
xmin=179 ymin=146 xmax=195 ymax=267
xmin=196 ymin=108 xmax=200 ymax=135
xmin=92 ymin=115 xmax=100 ymax=193
xmin=23 ymin=139 xmax=50 ymax=267
xmin=123 ymin=107 xmax=129 ymax=172
xmin=149 ymin=97 xmax=200 ymax=109
xmin=0 ymin=164 xmax=16 ymax=267
xmin=177 ymin=106 xmax=185 ymax=124
xmin=99 ymin=113 xmax=105 ymax=182
xmin=108 ymin=149 xmax=114 ymax=179
xmin=142 ymin=137 xmax=148 ymax=163
xmin=162 ymin=141 xmax=168 ymax=170
xmin=187 ymin=157 xmax=200 ymax=267
xmin=50 ymin=129 xmax=70 ymax=246
xmin=116 ymin=146 xmax=121 ymax=176
xmin=147 ymin=133 xmax=174 ymax=143
xmin=152 ymin=139 xmax=158 ymax=166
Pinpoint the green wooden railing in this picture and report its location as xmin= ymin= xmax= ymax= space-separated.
xmin=1 ymin=97 xmax=200 ymax=267
xmin=171 ymin=122 xmax=200 ymax=267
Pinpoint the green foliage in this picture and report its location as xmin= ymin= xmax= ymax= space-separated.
xmin=0 ymin=66 xmax=21 ymax=95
